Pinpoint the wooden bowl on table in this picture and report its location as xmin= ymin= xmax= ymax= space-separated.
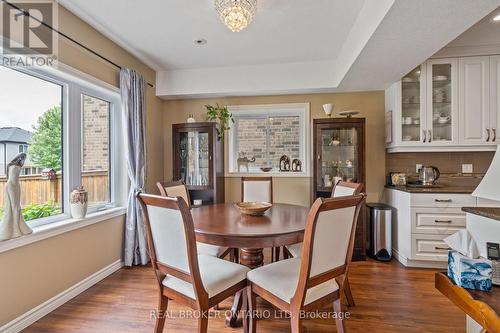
xmin=235 ymin=202 xmax=272 ymax=216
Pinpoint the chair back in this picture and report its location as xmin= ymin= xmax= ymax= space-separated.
xmin=241 ymin=177 xmax=273 ymax=203
xmin=293 ymin=194 xmax=366 ymax=306
xmin=157 ymin=180 xmax=191 ymax=209
xmin=331 ymin=180 xmax=363 ymax=198
xmin=137 ymin=193 xmax=207 ymax=299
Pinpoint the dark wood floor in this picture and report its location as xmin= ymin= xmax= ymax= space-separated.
xmin=23 ymin=256 xmax=465 ymax=333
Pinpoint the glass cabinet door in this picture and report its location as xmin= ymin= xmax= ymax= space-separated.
xmin=317 ymin=126 xmax=360 ymax=192
xmin=179 ymin=131 xmax=210 ymax=187
xmin=427 ymin=59 xmax=458 ymax=143
xmin=401 ymin=66 xmax=424 ymax=143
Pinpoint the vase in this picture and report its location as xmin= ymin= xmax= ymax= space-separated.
xmin=70 ymin=186 xmax=88 ymax=219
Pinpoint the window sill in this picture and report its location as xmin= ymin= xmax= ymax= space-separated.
xmin=225 ymin=172 xmax=310 ymax=178
xmin=0 ymin=207 xmax=126 ymax=255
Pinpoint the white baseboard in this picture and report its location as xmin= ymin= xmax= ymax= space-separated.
xmin=392 ymin=248 xmax=447 ymax=269
xmin=0 ymin=259 xmax=123 ymax=333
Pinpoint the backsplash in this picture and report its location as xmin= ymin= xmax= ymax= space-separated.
xmin=386 ymin=151 xmax=495 ymax=176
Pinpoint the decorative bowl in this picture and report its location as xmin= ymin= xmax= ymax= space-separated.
xmin=235 ymin=202 xmax=272 ymax=216
xmin=260 ymin=167 xmax=273 ymax=172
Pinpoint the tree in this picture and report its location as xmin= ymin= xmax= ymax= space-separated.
xmin=28 ymin=106 xmax=62 ymax=171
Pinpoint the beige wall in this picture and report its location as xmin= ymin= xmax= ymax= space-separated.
xmin=163 ymin=91 xmax=386 ymax=206
xmin=0 ymin=2 xmax=163 ymax=327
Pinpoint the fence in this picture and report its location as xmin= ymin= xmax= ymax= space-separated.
xmin=0 ymin=171 xmax=109 ymax=208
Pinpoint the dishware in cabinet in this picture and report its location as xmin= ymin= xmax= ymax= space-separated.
xmin=426 ymin=58 xmax=459 ymax=144
xmin=400 ymin=65 xmax=427 ymax=145
xmin=172 ymin=122 xmax=224 ymax=205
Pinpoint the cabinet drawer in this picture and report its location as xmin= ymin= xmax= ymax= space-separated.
xmin=411 ymin=208 xmax=466 ymax=235
xmin=410 ymin=193 xmax=475 ymax=208
xmin=411 ymin=234 xmax=450 ymax=261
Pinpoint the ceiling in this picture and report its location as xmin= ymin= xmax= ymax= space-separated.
xmin=58 ymin=0 xmax=500 ymax=98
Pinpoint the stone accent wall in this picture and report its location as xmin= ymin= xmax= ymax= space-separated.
xmin=82 ymin=96 xmax=109 ymax=171
xmin=236 ymin=116 xmax=300 ymax=170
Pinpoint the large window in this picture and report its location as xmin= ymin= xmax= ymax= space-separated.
xmin=227 ymin=103 xmax=309 ymax=176
xmin=0 ymin=64 xmax=120 ymax=227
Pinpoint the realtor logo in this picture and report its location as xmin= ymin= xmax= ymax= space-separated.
xmin=1 ymin=0 xmax=57 ymax=66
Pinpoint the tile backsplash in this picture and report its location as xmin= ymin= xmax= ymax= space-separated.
xmin=386 ymin=151 xmax=495 ymax=176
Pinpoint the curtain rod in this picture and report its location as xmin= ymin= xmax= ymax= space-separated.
xmin=2 ymin=0 xmax=155 ymax=88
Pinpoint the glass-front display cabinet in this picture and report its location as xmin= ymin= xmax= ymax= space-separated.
xmin=172 ymin=122 xmax=224 ymax=205
xmin=313 ymin=118 xmax=366 ymax=260
xmin=401 ymin=65 xmax=425 ymax=144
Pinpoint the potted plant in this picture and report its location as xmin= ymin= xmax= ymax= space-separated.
xmin=205 ymin=104 xmax=234 ymax=140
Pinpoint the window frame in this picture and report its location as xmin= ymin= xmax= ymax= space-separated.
xmin=3 ymin=64 xmax=123 ymax=228
xmin=226 ymin=103 xmax=310 ymax=177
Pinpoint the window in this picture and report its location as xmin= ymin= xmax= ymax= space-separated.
xmin=227 ymin=103 xmax=309 ymax=176
xmin=0 ymin=64 xmax=121 ymax=227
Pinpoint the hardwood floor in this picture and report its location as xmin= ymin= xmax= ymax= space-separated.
xmin=23 ymin=256 xmax=465 ymax=333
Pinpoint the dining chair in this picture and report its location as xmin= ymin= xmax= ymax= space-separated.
xmin=137 ymin=193 xmax=250 ymax=333
xmin=157 ymin=180 xmax=234 ymax=261
xmin=284 ymin=181 xmax=364 ymax=307
xmin=241 ymin=177 xmax=279 ymax=262
xmin=246 ymin=194 xmax=366 ymax=333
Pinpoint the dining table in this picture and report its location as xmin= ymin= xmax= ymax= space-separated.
xmin=191 ymin=202 xmax=310 ymax=327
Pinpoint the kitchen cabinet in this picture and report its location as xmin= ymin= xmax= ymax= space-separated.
xmin=385 ymin=55 xmax=500 ymax=152
xmin=172 ymin=122 xmax=224 ymax=205
xmin=312 ymin=118 xmax=366 ymax=261
xmin=459 ymin=56 xmax=491 ymax=144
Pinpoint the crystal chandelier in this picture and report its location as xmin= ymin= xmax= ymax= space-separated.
xmin=215 ymin=0 xmax=257 ymax=32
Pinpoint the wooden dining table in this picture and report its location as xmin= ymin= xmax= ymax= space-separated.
xmin=191 ymin=202 xmax=310 ymax=327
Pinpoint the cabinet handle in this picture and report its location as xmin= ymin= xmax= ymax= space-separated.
xmin=435 ymin=246 xmax=451 ymax=251
xmin=209 ymin=155 xmax=212 ymax=161
xmin=434 ymin=199 xmax=452 ymax=203
xmin=317 ymin=154 xmax=321 ymax=160
xmin=422 ymin=130 xmax=426 ymax=143
xmin=493 ymin=129 xmax=497 ymax=142
xmin=486 ymin=128 xmax=491 ymax=142
xmin=435 ymin=220 xmax=453 ymax=224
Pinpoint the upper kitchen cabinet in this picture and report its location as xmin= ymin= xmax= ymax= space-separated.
xmin=426 ymin=58 xmax=458 ymax=145
xmin=386 ymin=56 xmax=499 ymax=152
xmin=458 ymin=56 xmax=492 ymax=145
xmin=491 ymin=55 xmax=500 ymax=144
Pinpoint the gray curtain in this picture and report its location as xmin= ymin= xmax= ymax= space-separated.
xmin=120 ymin=68 xmax=149 ymax=266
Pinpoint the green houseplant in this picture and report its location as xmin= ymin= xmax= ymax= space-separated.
xmin=205 ymin=104 xmax=234 ymax=140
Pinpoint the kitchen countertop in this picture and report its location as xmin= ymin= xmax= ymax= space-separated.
xmin=462 ymin=207 xmax=500 ymax=222
xmin=385 ymin=184 xmax=476 ymax=194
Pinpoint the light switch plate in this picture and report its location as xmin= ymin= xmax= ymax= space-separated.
xmin=416 ymin=164 xmax=422 ymax=173
xmin=462 ymin=164 xmax=473 ymax=174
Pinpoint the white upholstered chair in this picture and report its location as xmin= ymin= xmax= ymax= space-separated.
xmin=157 ymin=181 xmax=232 ymax=260
xmin=246 ymin=194 xmax=366 ymax=333
xmin=137 ymin=193 xmax=250 ymax=333
xmin=285 ymin=180 xmax=363 ymax=306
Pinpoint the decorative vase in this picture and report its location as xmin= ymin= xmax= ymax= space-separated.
xmin=70 ymin=186 xmax=88 ymax=219
xmin=187 ymin=114 xmax=196 ymax=123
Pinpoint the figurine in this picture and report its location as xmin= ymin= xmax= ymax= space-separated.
xmin=0 ymin=153 xmax=32 ymax=241
xmin=237 ymin=154 xmax=256 ymax=172
xmin=291 ymin=159 xmax=302 ymax=172
xmin=279 ymin=155 xmax=290 ymax=172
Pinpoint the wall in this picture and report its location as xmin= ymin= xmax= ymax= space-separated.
xmin=0 ymin=2 xmax=163 ymax=327
xmin=163 ymin=91 xmax=385 ymax=206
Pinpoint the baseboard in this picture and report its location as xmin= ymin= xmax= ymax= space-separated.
xmin=0 ymin=259 xmax=123 ymax=333
xmin=392 ymin=248 xmax=447 ymax=269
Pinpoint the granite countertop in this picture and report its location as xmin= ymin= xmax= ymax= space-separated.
xmin=385 ymin=184 xmax=476 ymax=194
xmin=462 ymin=207 xmax=500 ymax=222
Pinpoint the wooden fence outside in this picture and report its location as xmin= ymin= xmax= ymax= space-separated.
xmin=0 ymin=171 xmax=109 ymax=208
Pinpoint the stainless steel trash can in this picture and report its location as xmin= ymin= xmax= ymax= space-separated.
xmin=367 ymin=203 xmax=393 ymax=261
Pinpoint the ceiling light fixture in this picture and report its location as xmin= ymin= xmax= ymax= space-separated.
xmin=215 ymin=0 xmax=257 ymax=32
xmin=493 ymin=14 xmax=500 ymax=22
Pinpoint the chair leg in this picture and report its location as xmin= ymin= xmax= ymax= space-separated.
xmin=155 ymin=295 xmax=168 ymax=333
xmin=242 ymin=287 xmax=248 ymax=333
xmin=343 ymin=276 xmax=355 ymax=307
xmin=275 ymin=247 xmax=281 ymax=261
xmin=290 ymin=311 xmax=302 ymax=333
xmin=247 ymin=286 xmax=257 ymax=333
xmin=283 ymin=247 xmax=290 ymax=259
xmin=333 ymin=298 xmax=345 ymax=333
xmin=198 ymin=310 xmax=208 ymax=333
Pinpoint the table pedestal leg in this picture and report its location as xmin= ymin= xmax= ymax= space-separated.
xmin=225 ymin=248 xmax=264 ymax=328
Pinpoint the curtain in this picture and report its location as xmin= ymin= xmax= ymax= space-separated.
xmin=120 ymin=68 xmax=149 ymax=266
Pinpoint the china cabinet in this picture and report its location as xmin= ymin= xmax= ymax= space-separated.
xmin=172 ymin=122 xmax=224 ymax=205
xmin=312 ymin=118 xmax=366 ymax=260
